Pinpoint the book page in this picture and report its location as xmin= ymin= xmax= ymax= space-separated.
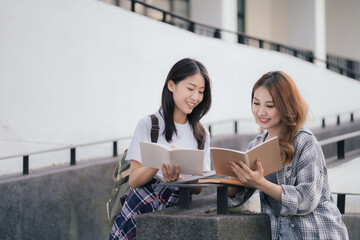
xmin=210 ymin=148 xmax=248 ymax=177
xmin=140 ymin=141 xmax=170 ymax=169
xmin=246 ymin=136 xmax=282 ymax=176
xmin=171 ymin=149 xmax=204 ymax=176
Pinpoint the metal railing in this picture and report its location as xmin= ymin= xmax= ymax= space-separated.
xmin=205 ymin=117 xmax=254 ymax=138
xmin=206 ymin=110 xmax=359 ymax=137
xmin=117 ymin=0 xmax=360 ymax=80
xmin=333 ymin=192 xmax=360 ymax=214
xmin=1 ymin=118 xmax=359 ymax=214
xmin=123 ymin=0 xmax=313 ymax=61
xmin=318 ymin=130 xmax=360 ymax=214
xmin=327 ymin=54 xmax=360 ymax=80
xmin=0 ymin=136 xmax=131 ymax=175
xmin=320 ymin=111 xmax=358 ymax=128
xmin=319 ymin=130 xmax=360 ymax=160
xmin=1 ymin=109 xmax=358 ymax=177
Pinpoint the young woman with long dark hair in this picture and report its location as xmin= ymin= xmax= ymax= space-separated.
xmin=109 ymin=58 xmax=212 ymax=240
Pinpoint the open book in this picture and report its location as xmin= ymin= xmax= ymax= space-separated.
xmin=139 ymin=141 xmax=204 ymax=176
xmin=199 ymin=136 xmax=282 ymax=185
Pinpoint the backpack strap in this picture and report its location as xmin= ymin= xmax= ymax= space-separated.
xmin=114 ymin=114 xmax=159 ymax=182
xmin=149 ymin=114 xmax=159 ymax=143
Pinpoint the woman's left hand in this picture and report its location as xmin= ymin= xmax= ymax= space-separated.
xmin=230 ymin=159 xmax=264 ymax=188
xmin=162 ymin=163 xmax=180 ymax=182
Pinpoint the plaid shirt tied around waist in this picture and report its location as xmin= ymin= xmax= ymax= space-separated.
xmin=109 ymin=178 xmax=179 ymax=240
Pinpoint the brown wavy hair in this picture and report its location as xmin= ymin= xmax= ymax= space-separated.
xmin=252 ymin=71 xmax=308 ymax=165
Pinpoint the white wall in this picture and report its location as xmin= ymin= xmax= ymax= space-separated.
xmin=246 ymin=0 xmax=360 ymax=61
xmin=245 ymin=0 xmax=274 ymax=42
xmin=246 ymin=0 xmax=316 ymax=51
xmin=326 ymin=0 xmax=360 ymax=60
xmin=1 ymin=0 xmax=360 ymax=174
xmin=190 ymin=0 xmax=237 ymax=43
xmin=245 ymin=0 xmax=289 ymax=45
xmin=190 ymin=0 xmax=223 ymax=29
xmin=288 ymin=0 xmax=316 ymax=51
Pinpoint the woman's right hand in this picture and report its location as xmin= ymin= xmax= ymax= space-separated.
xmin=161 ymin=163 xmax=180 ymax=182
xmin=228 ymin=159 xmax=264 ymax=197
xmin=230 ymin=159 xmax=264 ymax=188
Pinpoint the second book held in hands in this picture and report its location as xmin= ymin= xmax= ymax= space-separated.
xmin=210 ymin=136 xmax=282 ymax=177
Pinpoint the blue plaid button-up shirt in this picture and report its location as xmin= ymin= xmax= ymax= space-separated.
xmin=236 ymin=128 xmax=349 ymax=239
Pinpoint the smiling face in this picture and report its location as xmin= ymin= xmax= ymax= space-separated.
xmin=167 ymin=73 xmax=205 ymax=123
xmin=252 ymin=86 xmax=282 ymax=136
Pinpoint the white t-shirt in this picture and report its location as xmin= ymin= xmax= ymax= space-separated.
xmin=125 ymin=111 xmax=211 ymax=182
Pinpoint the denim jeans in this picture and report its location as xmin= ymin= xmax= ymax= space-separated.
xmin=279 ymin=217 xmax=297 ymax=240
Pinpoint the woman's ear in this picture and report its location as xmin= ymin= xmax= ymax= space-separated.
xmin=167 ymin=80 xmax=175 ymax=92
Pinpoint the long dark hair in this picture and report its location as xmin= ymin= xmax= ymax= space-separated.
xmin=252 ymin=71 xmax=308 ymax=165
xmin=161 ymin=58 xmax=212 ymax=149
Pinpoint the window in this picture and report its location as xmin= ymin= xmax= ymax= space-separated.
xmin=237 ymin=0 xmax=245 ymax=33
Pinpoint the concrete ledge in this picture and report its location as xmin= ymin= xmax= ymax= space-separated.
xmin=137 ymin=193 xmax=360 ymax=240
xmin=342 ymin=214 xmax=360 ymax=239
xmin=0 ymin=156 xmax=359 ymax=240
xmin=137 ymin=193 xmax=271 ymax=240
xmin=137 ymin=211 xmax=271 ymax=240
xmin=0 ymin=157 xmax=118 ymax=240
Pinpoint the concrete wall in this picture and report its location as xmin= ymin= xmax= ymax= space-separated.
xmin=136 ymin=194 xmax=360 ymax=240
xmin=0 ymin=157 xmax=117 ymax=240
xmin=1 ymin=156 xmax=359 ymax=240
xmin=137 ymin=210 xmax=272 ymax=240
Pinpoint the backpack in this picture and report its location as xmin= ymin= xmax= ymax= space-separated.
xmin=106 ymin=114 xmax=159 ymax=225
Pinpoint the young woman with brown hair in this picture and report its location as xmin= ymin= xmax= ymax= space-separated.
xmin=229 ymin=71 xmax=348 ymax=239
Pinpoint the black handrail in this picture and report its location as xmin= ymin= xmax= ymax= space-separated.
xmin=327 ymin=54 xmax=360 ymax=80
xmin=332 ymin=192 xmax=360 ymax=214
xmin=128 ymin=0 xmax=223 ymax=39
xmin=1 ymin=122 xmax=359 ymax=214
xmin=323 ymin=60 xmax=360 ymax=79
xmin=0 ymin=110 xmax=358 ymax=176
xmin=121 ymin=0 xmax=359 ymax=80
xmin=206 ymin=117 xmax=254 ymax=138
xmin=320 ymin=110 xmax=360 ymax=128
xmin=319 ymin=130 xmax=360 ymax=160
xmin=323 ymin=128 xmax=360 ymax=214
xmin=206 ymin=111 xmax=359 ymax=137
xmin=0 ymin=136 xmax=132 ymax=175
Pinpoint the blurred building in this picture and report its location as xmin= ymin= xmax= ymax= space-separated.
xmin=101 ymin=0 xmax=360 ymax=77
